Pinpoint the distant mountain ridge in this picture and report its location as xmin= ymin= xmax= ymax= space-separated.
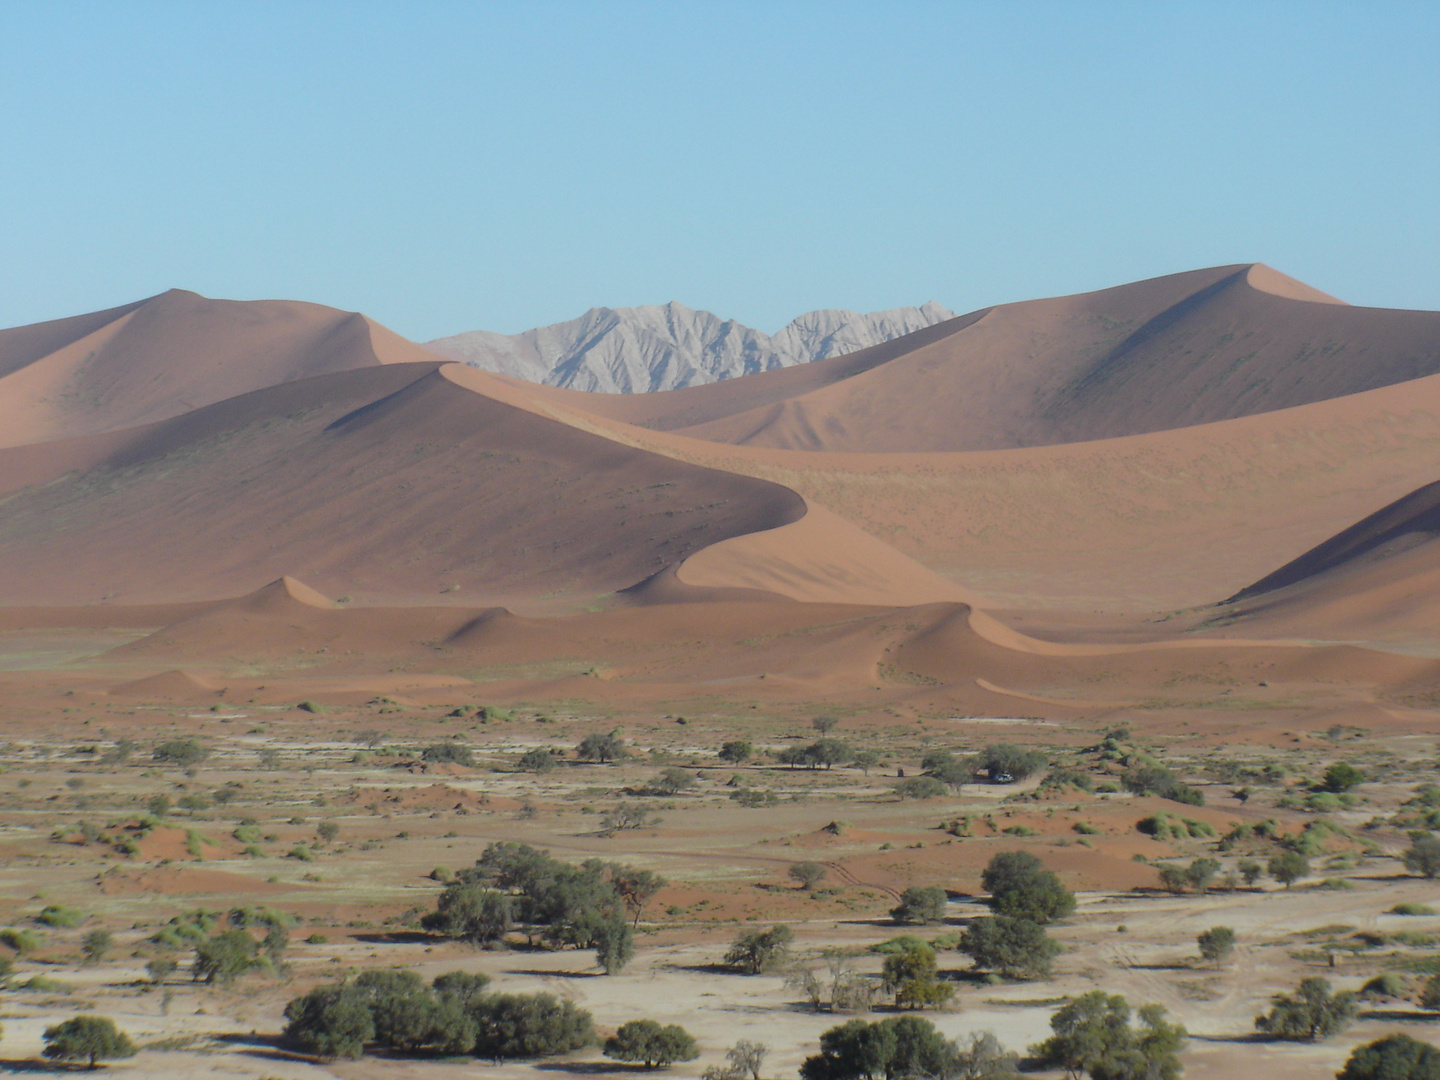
xmin=423 ymin=300 xmax=956 ymax=392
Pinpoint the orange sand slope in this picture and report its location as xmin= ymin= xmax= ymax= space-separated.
xmin=0 ymin=290 xmax=396 ymax=448
xmin=1 ymin=265 xmax=1437 ymax=636
xmin=521 ymin=264 xmax=1440 ymax=452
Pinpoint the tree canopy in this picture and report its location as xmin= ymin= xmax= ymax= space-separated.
xmin=1254 ymin=977 xmax=1357 ymax=1041
xmin=981 ymin=851 xmax=1075 ymax=923
xmin=604 ymin=1019 xmax=700 ymax=1069
xmin=43 ymin=1016 xmax=137 ymax=1069
xmin=1338 ymin=1034 xmax=1440 ymax=1080
xmin=1034 ymin=991 xmax=1187 ymax=1080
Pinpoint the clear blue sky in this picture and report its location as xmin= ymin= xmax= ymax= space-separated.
xmin=2 ymin=1 xmax=1436 ymax=339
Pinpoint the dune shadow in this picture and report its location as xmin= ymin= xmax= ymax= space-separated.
xmin=501 ymin=967 xmax=605 ymax=979
xmin=0 ymin=1060 xmax=65 ymax=1074
xmin=665 ymin=962 xmax=733 ymax=975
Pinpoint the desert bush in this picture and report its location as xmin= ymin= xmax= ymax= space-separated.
xmin=152 ymin=738 xmax=208 ymax=766
xmin=895 ymin=775 xmax=948 ymax=800
xmin=1359 ymin=972 xmax=1409 ymax=1000
xmin=421 ymin=742 xmax=474 ymax=766
xmin=1123 ymin=763 xmax=1203 ymax=805
xmin=192 ymin=928 xmax=263 ymax=985
xmin=517 ymin=748 xmax=557 ymax=773
xmin=1393 ymin=903 xmax=1439 ymax=916
xmin=81 ymin=929 xmax=112 ymax=965
xmin=1404 ymin=835 xmax=1440 ymax=879
xmin=36 ymin=904 xmax=83 ymax=928
xmin=1321 ymin=762 xmax=1365 ymax=793
xmin=471 ymin=991 xmax=594 ymax=1060
xmin=730 ymin=787 xmax=778 ymax=807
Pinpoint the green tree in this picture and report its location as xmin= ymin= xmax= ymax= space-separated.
xmin=810 ymin=739 xmax=855 ymax=770
xmin=192 ymin=928 xmax=262 ymax=985
xmin=974 ymin=743 xmax=1047 ymax=783
xmin=890 ymin=885 xmax=948 ymax=925
xmin=81 ymin=929 xmax=112 ymax=965
xmin=1268 ymin=850 xmax=1310 ymax=888
xmin=959 ymin=916 xmax=1060 ymax=979
xmin=576 ymin=731 xmax=626 ymax=763
xmin=432 ymin=970 xmax=491 ymax=1004
xmin=470 ymin=991 xmax=594 ymax=1060
xmin=284 ymin=983 xmax=377 ymax=1059
xmin=852 ymin=749 xmax=882 ymax=775
xmin=812 ymin=715 xmax=840 ymax=735
xmin=42 ymin=1015 xmax=137 ymax=1069
xmin=316 ymin=821 xmax=340 ymax=844
xmin=705 ymin=1040 xmax=769 ymax=1080
xmin=1338 ymin=1034 xmax=1440 ymax=1080
xmin=790 ymin=861 xmax=828 ymax=890
xmin=718 ymin=740 xmax=752 ymax=764
xmin=1185 ymin=857 xmax=1221 ymax=894
xmin=800 ymin=1015 xmax=955 ymax=1080
xmin=981 ymin=851 xmax=1076 ymax=923
xmin=922 ymin=751 xmax=972 ymax=792
xmin=605 ymin=1019 xmax=700 ymax=1069
xmin=1196 ymin=926 xmax=1236 ymax=969
xmin=1404 ymin=835 xmax=1440 ymax=879
xmin=1322 ymin=762 xmax=1365 ymax=793
xmin=882 ymin=943 xmax=955 ymax=1010
xmin=1034 ymin=991 xmax=1187 ymax=1080
xmin=594 ymin=915 xmax=635 ymax=975
xmin=421 ymin=741 xmax=475 ymax=766
xmin=1254 ymin=977 xmax=1358 ymax=1041
xmin=1238 ymin=859 xmax=1264 ymax=886
xmin=422 ymin=882 xmax=514 ymax=946
xmin=724 ymin=925 xmax=793 ymax=974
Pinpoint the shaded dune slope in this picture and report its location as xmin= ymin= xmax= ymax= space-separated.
xmin=1216 ymin=480 xmax=1440 ymax=641
xmin=0 ymin=362 xmax=806 ymax=605
xmin=0 ymin=290 xmax=392 ymax=448
xmin=536 ymin=264 xmax=1440 ymax=453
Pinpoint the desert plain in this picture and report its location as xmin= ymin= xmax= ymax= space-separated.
xmin=1 ymin=264 xmax=1439 ymax=1077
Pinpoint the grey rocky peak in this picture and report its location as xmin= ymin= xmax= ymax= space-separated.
xmin=425 ymin=299 xmax=956 ymax=393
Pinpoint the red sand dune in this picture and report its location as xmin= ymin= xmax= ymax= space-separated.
xmin=522 ymin=264 xmax=1440 ymax=453
xmin=0 ymin=290 xmax=403 ymax=448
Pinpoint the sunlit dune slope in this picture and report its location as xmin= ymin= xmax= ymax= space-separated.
xmin=524 ymin=264 xmax=1439 ymax=453
xmin=0 ymin=289 xmax=395 ymax=448
xmin=1216 ymin=479 xmax=1440 ymax=641
xmin=504 ymin=359 xmax=1440 ymax=611
xmin=0 ymin=362 xmax=807 ymax=605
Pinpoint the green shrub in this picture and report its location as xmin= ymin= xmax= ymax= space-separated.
xmin=36 ymin=905 xmax=83 ymax=928
xmin=1392 ymin=903 xmax=1438 ymax=916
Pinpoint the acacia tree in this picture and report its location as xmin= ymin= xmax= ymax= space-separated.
xmin=1197 ymin=926 xmax=1236 ymax=969
xmin=577 ymin=732 xmax=626 ymax=764
xmin=604 ymin=1019 xmax=700 ymax=1069
xmin=1268 ymin=850 xmax=1310 ymax=889
xmin=43 ymin=1015 xmax=137 ymax=1069
xmin=790 ymin=862 xmax=828 ymax=890
xmin=724 ymin=925 xmax=793 ymax=974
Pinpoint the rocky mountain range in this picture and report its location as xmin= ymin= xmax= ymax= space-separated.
xmin=423 ymin=300 xmax=956 ymax=392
